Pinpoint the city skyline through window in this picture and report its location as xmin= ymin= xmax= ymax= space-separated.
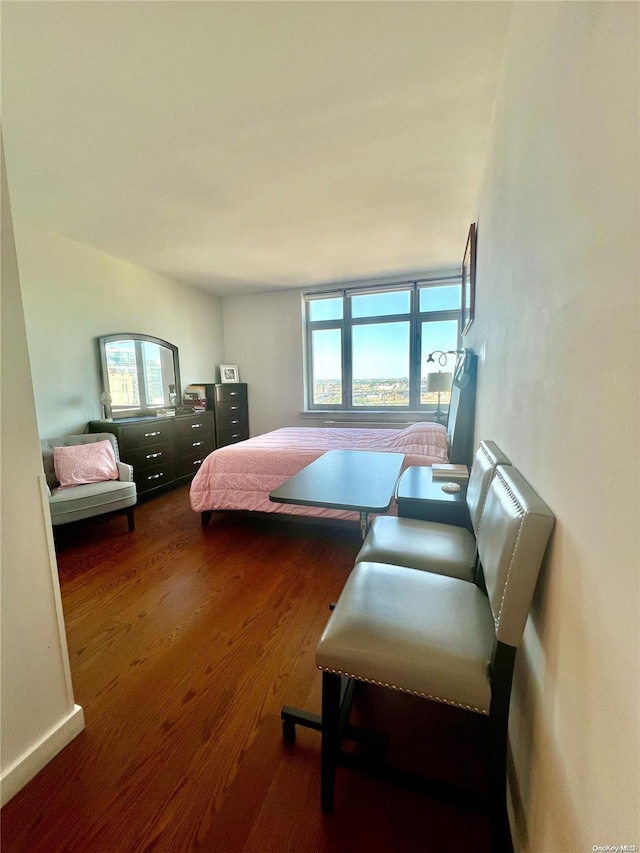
xmin=105 ymin=340 xmax=164 ymax=409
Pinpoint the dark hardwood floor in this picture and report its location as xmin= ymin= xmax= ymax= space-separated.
xmin=1 ymin=486 xmax=490 ymax=852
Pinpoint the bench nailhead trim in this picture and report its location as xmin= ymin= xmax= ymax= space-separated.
xmin=492 ymin=468 xmax=525 ymax=631
xmin=317 ymin=665 xmax=489 ymax=715
xmin=471 ymin=443 xmax=505 ymax=538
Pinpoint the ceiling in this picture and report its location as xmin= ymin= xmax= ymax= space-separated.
xmin=2 ymin=1 xmax=512 ymax=297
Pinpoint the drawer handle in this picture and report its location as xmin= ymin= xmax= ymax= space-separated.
xmin=230 ymin=392 xmax=237 ymax=396
xmin=144 ymin=431 xmax=161 ymax=437
xmin=193 ymin=459 xmax=203 ymax=466
xmin=231 ymin=419 xmax=239 ymax=425
xmin=146 ymin=452 xmax=162 ymax=459
xmin=192 ymin=440 xmax=204 ymax=447
xmin=190 ymin=423 xmax=202 ymax=429
xmin=231 ymin=433 xmax=240 ymax=438
xmin=230 ymin=406 xmax=238 ymax=410
xmin=147 ymin=472 xmax=164 ymax=481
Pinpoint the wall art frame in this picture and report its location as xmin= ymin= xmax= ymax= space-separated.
xmin=461 ymin=222 xmax=477 ymax=335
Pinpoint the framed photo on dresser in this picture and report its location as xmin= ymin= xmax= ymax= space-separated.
xmin=220 ymin=364 xmax=240 ymax=383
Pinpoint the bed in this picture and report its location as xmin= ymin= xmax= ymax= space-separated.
xmin=190 ymin=422 xmax=449 ymax=522
xmin=190 ymin=349 xmax=477 ymax=525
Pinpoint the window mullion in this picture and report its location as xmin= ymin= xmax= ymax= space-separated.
xmin=416 ymin=309 xmax=461 ymax=323
xmin=308 ymin=319 xmax=343 ymax=331
xmin=134 ymin=341 xmax=148 ymax=408
xmin=343 ymin=296 xmax=352 ymax=409
xmin=409 ymin=284 xmax=419 ymax=409
xmin=350 ymin=314 xmax=411 ymax=326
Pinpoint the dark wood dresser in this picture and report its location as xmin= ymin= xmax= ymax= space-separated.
xmin=88 ymin=411 xmax=215 ymax=497
xmin=187 ymin=382 xmax=250 ymax=448
xmin=212 ymin=383 xmax=249 ymax=447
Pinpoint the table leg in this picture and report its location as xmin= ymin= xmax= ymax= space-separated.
xmin=359 ymin=511 xmax=369 ymax=540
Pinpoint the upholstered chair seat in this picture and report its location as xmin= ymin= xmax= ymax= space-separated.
xmin=355 ymin=440 xmax=510 ymax=581
xmin=356 ymin=518 xmax=477 ymax=581
xmin=48 ymin=478 xmax=137 ymax=526
xmin=316 ymin=561 xmax=496 ymax=713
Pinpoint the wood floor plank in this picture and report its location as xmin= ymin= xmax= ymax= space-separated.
xmin=1 ymin=485 xmax=490 ymax=852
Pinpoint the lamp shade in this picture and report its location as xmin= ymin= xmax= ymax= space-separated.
xmin=425 ymin=372 xmax=452 ymax=393
xmin=100 ymin=391 xmax=113 ymax=404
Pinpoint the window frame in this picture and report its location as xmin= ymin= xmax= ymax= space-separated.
xmin=304 ymin=277 xmax=461 ymax=412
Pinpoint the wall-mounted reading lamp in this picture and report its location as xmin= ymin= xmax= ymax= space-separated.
xmin=426 ymin=349 xmax=465 ymax=367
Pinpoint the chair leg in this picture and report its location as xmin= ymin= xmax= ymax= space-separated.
xmin=488 ymin=642 xmax=516 ymax=853
xmin=320 ymin=670 xmax=342 ymax=813
xmin=126 ymin=507 xmax=135 ymax=532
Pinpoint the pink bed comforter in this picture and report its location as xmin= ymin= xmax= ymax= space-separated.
xmin=189 ymin=422 xmax=448 ymax=522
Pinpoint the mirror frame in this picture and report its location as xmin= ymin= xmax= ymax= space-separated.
xmin=98 ymin=333 xmax=181 ymax=418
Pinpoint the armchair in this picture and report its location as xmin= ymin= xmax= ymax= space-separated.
xmin=41 ymin=433 xmax=137 ymax=531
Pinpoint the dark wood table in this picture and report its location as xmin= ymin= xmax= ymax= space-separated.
xmin=396 ymin=465 xmax=472 ymax=530
xmin=269 ymin=449 xmax=405 ymax=540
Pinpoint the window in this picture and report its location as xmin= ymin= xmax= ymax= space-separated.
xmin=304 ymin=278 xmax=461 ymax=410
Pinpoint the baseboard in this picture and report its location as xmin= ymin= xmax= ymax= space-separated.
xmin=0 ymin=704 xmax=85 ymax=807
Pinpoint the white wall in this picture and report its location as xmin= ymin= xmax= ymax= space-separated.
xmin=222 ymin=288 xmax=306 ymax=436
xmin=13 ymin=222 xmax=226 ymax=438
xmin=1 ymin=139 xmax=84 ymax=805
xmin=467 ymin=4 xmax=639 ymax=849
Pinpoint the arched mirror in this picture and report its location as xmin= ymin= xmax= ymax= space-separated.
xmin=98 ymin=333 xmax=181 ymax=417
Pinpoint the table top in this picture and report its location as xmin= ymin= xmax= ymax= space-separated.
xmin=396 ymin=465 xmax=468 ymax=506
xmin=269 ymin=450 xmax=405 ymax=514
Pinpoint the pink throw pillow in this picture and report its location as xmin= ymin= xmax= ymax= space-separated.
xmin=53 ymin=440 xmax=119 ymax=488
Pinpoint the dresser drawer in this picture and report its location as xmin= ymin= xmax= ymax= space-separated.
xmin=215 ymin=384 xmax=247 ymax=404
xmin=126 ymin=440 xmax=176 ymax=471
xmin=216 ymin=399 xmax=246 ymax=421
xmin=123 ymin=420 xmax=175 ymax=449
xmin=217 ymin=426 xmax=249 ymax=447
xmin=134 ymin=460 xmax=177 ymax=493
xmin=176 ymin=451 xmax=209 ymax=479
xmin=215 ymin=411 xmax=248 ymax=432
xmin=174 ymin=413 xmax=213 ymax=439
xmin=176 ymin=434 xmax=214 ymax=458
